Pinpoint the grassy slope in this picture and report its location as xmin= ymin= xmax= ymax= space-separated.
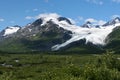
xmin=0 ymin=32 xmax=65 ymax=53
xmin=105 ymin=26 xmax=120 ymax=53
xmin=60 ymin=40 xmax=104 ymax=54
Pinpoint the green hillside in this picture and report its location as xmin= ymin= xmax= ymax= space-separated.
xmin=105 ymin=26 xmax=120 ymax=53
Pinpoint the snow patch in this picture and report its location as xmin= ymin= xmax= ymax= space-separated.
xmin=3 ymin=27 xmax=20 ymax=36
xmin=28 ymin=28 xmax=32 ymax=32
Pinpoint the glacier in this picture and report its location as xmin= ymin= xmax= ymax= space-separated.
xmin=37 ymin=13 xmax=120 ymax=51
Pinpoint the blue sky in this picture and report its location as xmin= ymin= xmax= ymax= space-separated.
xmin=0 ymin=0 xmax=120 ymax=30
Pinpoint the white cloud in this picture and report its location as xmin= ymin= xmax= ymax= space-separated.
xmin=25 ymin=16 xmax=34 ymax=20
xmin=25 ymin=13 xmax=106 ymax=26
xmin=97 ymin=20 xmax=106 ymax=25
xmin=85 ymin=18 xmax=106 ymax=25
xmin=111 ymin=15 xmax=120 ymax=19
xmin=112 ymin=0 xmax=120 ymax=3
xmin=25 ymin=13 xmax=78 ymax=27
xmin=85 ymin=18 xmax=97 ymax=23
xmin=35 ymin=13 xmax=61 ymax=25
xmin=86 ymin=0 xmax=103 ymax=5
xmin=25 ymin=13 xmax=60 ymax=20
xmin=0 ymin=18 xmax=4 ymax=22
xmin=35 ymin=13 xmax=60 ymax=19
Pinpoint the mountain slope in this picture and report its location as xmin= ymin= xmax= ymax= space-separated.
xmin=103 ymin=17 xmax=120 ymax=26
xmin=105 ymin=26 xmax=120 ymax=53
xmin=0 ymin=18 xmax=72 ymax=52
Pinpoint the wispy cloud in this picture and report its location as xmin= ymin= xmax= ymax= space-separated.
xmin=111 ymin=15 xmax=120 ymax=19
xmin=112 ymin=0 xmax=120 ymax=3
xmin=25 ymin=8 xmax=39 ymax=13
xmin=73 ymin=16 xmax=84 ymax=24
xmin=86 ymin=0 xmax=103 ymax=5
xmin=85 ymin=18 xmax=97 ymax=23
xmin=25 ymin=13 xmax=60 ymax=20
xmin=35 ymin=13 xmax=60 ymax=19
xmin=25 ymin=16 xmax=34 ymax=20
xmin=97 ymin=20 xmax=106 ymax=25
xmin=85 ymin=18 xmax=106 ymax=25
xmin=33 ymin=8 xmax=38 ymax=12
xmin=45 ymin=0 xmax=49 ymax=3
xmin=0 ymin=18 xmax=4 ymax=22
xmin=78 ymin=16 xmax=84 ymax=21
xmin=10 ymin=21 xmax=15 ymax=24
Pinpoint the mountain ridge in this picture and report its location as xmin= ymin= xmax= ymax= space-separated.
xmin=0 ymin=13 xmax=120 ymax=53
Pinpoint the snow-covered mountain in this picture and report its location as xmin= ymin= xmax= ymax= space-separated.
xmin=0 ymin=25 xmax=21 ymax=37
xmin=0 ymin=13 xmax=120 ymax=53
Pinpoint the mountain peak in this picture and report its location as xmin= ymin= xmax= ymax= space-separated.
xmin=113 ymin=17 xmax=120 ymax=23
xmin=81 ymin=21 xmax=93 ymax=28
xmin=57 ymin=17 xmax=72 ymax=25
xmin=32 ymin=18 xmax=43 ymax=26
xmin=103 ymin=17 xmax=120 ymax=26
xmin=86 ymin=21 xmax=92 ymax=24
